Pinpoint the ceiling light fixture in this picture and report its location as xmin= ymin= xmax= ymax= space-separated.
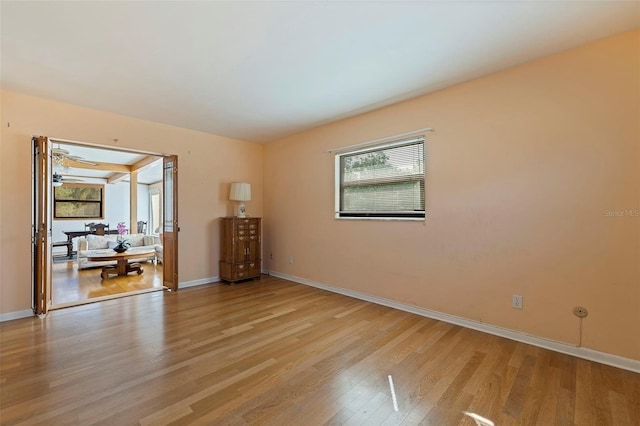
xmin=52 ymin=146 xmax=69 ymax=169
xmin=52 ymin=173 xmax=64 ymax=187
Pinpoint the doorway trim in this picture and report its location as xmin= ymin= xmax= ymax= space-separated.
xmin=32 ymin=136 xmax=179 ymax=316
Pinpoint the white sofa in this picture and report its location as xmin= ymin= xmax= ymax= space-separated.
xmin=77 ymin=233 xmax=161 ymax=270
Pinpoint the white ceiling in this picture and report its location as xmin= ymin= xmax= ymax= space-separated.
xmin=2 ymin=1 xmax=639 ymax=143
xmin=52 ymin=141 xmax=163 ymax=185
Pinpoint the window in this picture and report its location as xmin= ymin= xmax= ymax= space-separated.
xmin=149 ymin=188 xmax=162 ymax=234
xmin=335 ymin=137 xmax=425 ymax=219
xmin=54 ymin=183 xmax=104 ymax=219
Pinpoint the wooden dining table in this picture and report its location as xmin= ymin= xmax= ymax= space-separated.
xmin=58 ymin=229 xmax=119 ymax=259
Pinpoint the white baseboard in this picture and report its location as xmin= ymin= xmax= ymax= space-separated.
xmin=0 ymin=309 xmax=34 ymax=322
xmin=269 ymin=271 xmax=640 ymax=374
xmin=179 ymin=276 xmax=220 ymax=289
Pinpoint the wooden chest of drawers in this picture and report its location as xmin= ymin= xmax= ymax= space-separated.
xmin=220 ymin=217 xmax=261 ymax=283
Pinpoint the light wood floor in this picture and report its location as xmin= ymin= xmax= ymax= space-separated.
xmin=52 ymin=258 xmax=163 ymax=306
xmin=1 ymin=275 xmax=638 ymax=425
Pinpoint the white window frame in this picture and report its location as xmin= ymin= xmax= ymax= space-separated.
xmin=148 ymin=188 xmax=162 ymax=235
xmin=334 ymin=136 xmax=426 ymax=221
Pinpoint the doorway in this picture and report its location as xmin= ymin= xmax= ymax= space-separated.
xmin=32 ymin=136 xmax=179 ymax=315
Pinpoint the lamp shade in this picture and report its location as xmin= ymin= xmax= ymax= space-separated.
xmin=229 ymin=182 xmax=251 ymax=201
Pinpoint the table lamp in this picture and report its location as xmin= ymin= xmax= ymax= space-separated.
xmin=229 ymin=182 xmax=251 ymax=218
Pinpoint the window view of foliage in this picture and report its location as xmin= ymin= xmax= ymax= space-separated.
xmin=55 ymin=186 xmax=101 ymax=201
xmin=55 ymin=202 xmax=102 ymax=218
xmin=339 ymin=141 xmax=425 ymax=216
xmin=343 ymin=151 xmax=390 ymax=172
xmin=54 ymin=184 xmax=104 ymax=219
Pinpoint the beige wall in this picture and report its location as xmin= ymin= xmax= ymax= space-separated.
xmin=1 ymin=31 xmax=637 ymax=361
xmin=0 ymin=90 xmax=263 ymax=314
xmin=263 ymin=30 xmax=640 ymax=360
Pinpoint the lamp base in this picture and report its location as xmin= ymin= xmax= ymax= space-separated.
xmin=236 ymin=202 xmax=247 ymax=218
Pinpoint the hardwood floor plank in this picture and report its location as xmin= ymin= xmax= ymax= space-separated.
xmin=51 ymin=259 xmax=163 ymax=307
xmin=1 ymin=275 xmax=638 ymax=425
xmin=140 ymin=358 xmax=278 ymax=425
xmin=502 ymin=353 xmax=536 ymax=419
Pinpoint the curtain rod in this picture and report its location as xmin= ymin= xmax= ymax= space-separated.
xmin=327 ymin=127 xmax=434 ymax=154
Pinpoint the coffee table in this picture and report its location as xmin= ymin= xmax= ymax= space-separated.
xmin=87 ymin=249 xmax=156 ymax=280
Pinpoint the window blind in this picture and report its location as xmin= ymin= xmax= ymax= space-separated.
xmin=337 ymin=137 xmax=425 ymax=219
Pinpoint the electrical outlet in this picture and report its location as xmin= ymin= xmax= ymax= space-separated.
xmin=289 ymin=256 xmax=294 ymax=264
xmin=512 ymin=294 xmax=523 ymax=309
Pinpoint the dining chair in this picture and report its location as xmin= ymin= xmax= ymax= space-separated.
xmin=91 ymin=223 xmax=110 ymax=236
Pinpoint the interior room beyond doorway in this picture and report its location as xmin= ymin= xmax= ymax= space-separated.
xmin=49 ymin=140 xmax=165 ymax=308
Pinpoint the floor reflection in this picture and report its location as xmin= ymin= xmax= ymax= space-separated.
xmin=464 ymin=411 xmax=495 ymax=426
xmin=52 ymin=258 xmax=164 ymax=307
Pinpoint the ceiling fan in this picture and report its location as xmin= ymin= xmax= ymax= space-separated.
xmin=52 ymin=172 xmax=84 ymax=187
xmin=52 ymin=146 xmax=100 ymax=167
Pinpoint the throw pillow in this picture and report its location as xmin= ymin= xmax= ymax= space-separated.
xmin=128 ymin=234 xmax=145 ymax=247
xmin=87 ymin=234 xmax=109 ymax=250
